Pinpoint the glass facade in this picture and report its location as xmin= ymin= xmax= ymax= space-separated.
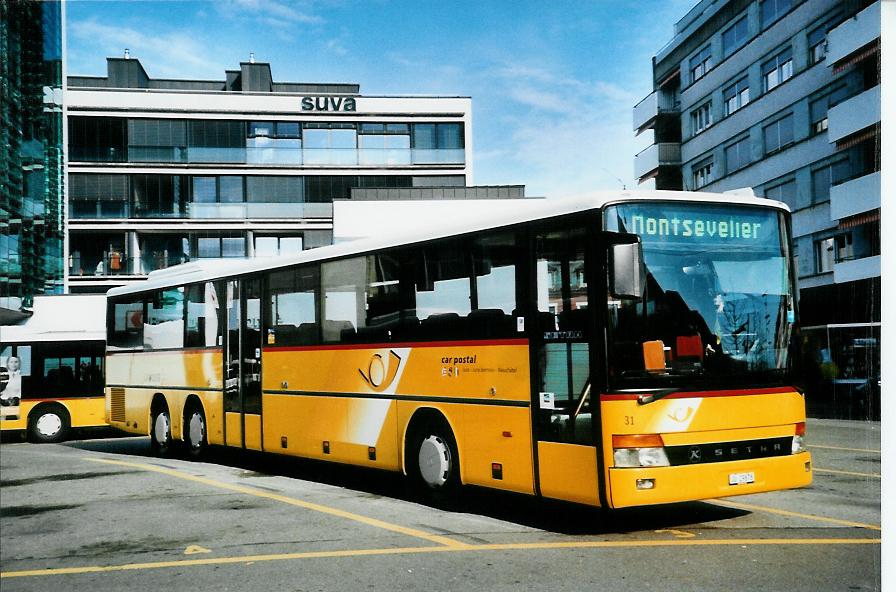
xmin=68 ymin=117 xmax=465 ymax=167
xmin=1 ymin=0 xmax=65 ymax=313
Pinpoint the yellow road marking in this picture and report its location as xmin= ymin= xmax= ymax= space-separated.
xmin=88 ymin=458 xmax=465 ymax=548
xmin=710 ymin=499 xmax=881 ymax=531
xmin=654 ymin=529 xmax=695 ymax=539
xmin=183 ymin=545 xmax=211 ymax=555
xmin=809 ymin=444 xmax=880 ymax=454
xmin=814 ymin=467 xmax=880 ymax=479
xmin=0 ymin=538 xmax=880 ymax=578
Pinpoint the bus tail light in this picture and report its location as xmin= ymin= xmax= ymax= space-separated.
xmin=613 ymin=434 xmax=670 ymax=468
xmin=792 ymin=422 xmax=807 ymax=454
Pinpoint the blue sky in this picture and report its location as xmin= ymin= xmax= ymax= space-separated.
xmin=66 ymin=0 xmax=696 ymax=197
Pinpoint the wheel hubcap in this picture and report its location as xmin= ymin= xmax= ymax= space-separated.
xmin=418 ymin=435 xmax=451 ymax=488
xmin=188 ymin=413 xmax=205 ymax=449
xmin=36 ymin=413 xmax=62 ymax=437
xmin=154 ymin=413 xmax=170 ymax=445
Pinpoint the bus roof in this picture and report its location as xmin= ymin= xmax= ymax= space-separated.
xmin=0 ymin=294 xmax=107 ymax=343
xmin=107 ymin=190 xmax=789 ymax=299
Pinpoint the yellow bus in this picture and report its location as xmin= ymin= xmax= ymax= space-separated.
xmin=104 ymin=191 xmax=812 ymax=508
xmin=1 ymin=295 xmax=107 ymax=442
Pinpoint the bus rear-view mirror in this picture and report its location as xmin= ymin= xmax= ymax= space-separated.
xmin=610 ymin=242 xmax=645 ymax=300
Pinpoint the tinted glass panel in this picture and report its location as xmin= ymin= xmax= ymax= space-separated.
xmin=144 ymin=288 xmax=184 ymax=350
xmin=267 ymin=267 xmax=319 ymax=346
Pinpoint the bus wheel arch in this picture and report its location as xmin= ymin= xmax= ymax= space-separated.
xmin=182 ymin=395 xmax=208 ymax=459
xmin=404 ymin=408 xmax=462 ymax=500
xmin=27 ymin=403 xmax=71 ymax=443
xmin=149 ymin=394 xmax=174 ymax=457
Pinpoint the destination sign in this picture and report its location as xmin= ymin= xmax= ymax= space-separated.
xmin=605 ymin=203 xmax=780 ymax=246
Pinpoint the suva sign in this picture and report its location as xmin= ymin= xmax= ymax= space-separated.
xmin=301 ymin=96 xmax=357 ymax=112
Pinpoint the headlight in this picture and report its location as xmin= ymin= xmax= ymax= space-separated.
xmin=613 ymin=446 xmax=670 ymax=468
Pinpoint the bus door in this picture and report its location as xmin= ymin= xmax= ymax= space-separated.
xmin=224 ymin=279 xmax=264 ymax=450
xmin=531 ymin=226 xmax=600 ymax=506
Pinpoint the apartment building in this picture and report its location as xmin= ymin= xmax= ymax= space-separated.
xmin=633 ymin=0 xmax=881 ymax=418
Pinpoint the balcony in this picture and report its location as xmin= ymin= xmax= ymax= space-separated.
xmin=828 ymin=86 xmax=880 ymax=143
xmin=633 ymin=91 xmax=679 ymax=135
xmin=827 ymin=1 xmax=880 ymax=66
xmin=834 ymin=255 xmax=880 ymax=284
xmin=830 ymin=171 xmax=880 ymax=220
xmin=634 ymin=143 xmax=681 ymax=183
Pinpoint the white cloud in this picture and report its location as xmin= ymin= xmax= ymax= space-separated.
xmin=68 ymin=18 xmax=228 ymax=79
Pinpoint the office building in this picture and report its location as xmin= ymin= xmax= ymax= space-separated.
xmin=66 ymin=56 xmax=472 ymax=293
xmin=0 ymin=0 xmax=65 ymax=322
xmin=633 ymin=0 xmax=881 ymax=418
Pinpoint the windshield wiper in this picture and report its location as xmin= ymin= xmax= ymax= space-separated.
xmin=637 ymin=388 xmax=680 ymax=405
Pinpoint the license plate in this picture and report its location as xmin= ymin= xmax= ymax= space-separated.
xmin=728 ymin=471 xmax=755 ymax=485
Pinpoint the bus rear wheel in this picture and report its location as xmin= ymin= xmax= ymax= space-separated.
xmin=407 ymin=420 xmax=461 ymax=506
xmin=150 ymin=408 xmax=173 ymax=457
xmin=184 ymin=407 xmax=207 ymax=459
xmin=28 ymin=405 xmax=70 ymax=443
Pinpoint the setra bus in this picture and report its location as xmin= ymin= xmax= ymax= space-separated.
xmin=104 ymin=191 xmax=812 ymax=508
xmin=1 ymin=295 xmax=107 ymax=442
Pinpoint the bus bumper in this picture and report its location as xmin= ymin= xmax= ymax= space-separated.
xmin=608 ymin=451 xmax=812 ymax=508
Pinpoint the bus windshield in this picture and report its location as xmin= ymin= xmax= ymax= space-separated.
xmin=604 ymin=202 xmax=795 ymax=390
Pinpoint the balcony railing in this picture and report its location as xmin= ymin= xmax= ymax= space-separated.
xmin=834 ymin=255 xmax=880 ymax=284
xmin=827 ymin=86 xmax=880 ymax=143
xmin=633 ymin=90 xmax=679 ymax=134
xmin=827 ymin=1 xmax=880 ymax=66
xmin=830 ymin=171 xmax=880 ymax=220
xmin=634 ymin=143 xmax=681 ymax=181
xmin=73 ymin=147 xmax=466 ymax=166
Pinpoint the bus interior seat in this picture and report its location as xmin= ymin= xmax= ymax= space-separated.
xmin=295 ymin=323 xmax=318 ymax=344
xmin=420 ymin=312 xmax=465 ymax=339
xmin=558 ymin=308 xmax=589 ymax=332
xmin=676 ymin=334 xmax=704 ymax=361
xmin=467 ymin=308 xmax=513 ymax=338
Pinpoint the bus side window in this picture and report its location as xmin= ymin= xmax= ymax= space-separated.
xmin=471 ymin=232 xmax=520 ymax=338
xmin=267 ymin=267 xmax=319 ymax=346
xmin=322 ymin=258 xmax=365 ymax=343
xmin=186 ymin=282 xmax=222 ymax=348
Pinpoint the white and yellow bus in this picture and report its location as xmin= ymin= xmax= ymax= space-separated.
xmin=104 ymin=191 xmax=812 ymax=508
xmin=1 ymin=295 xmax=107 ymax=442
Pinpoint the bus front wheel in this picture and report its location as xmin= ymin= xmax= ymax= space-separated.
xmin=28 ymin=405 xmax=70 ymax=443
xmin=408 ymin=420 xmax=461 ymax=505
xmin=150 ymin=408 xmax=173 ymax=457
xmin=184 ymin=407 xmax=207 ymax=459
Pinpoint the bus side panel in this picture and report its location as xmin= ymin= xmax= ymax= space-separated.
xmin=262 ymin=393 xmax=400 ymax=469
xmin=460 ymin=405 xmax=535 ymax=494
xmin=601 ymin=391 xmax=812 ymax=508
xmin=537 ymin=442 xmax=600 ymax=506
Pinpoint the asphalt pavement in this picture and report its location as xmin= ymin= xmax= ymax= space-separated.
xmin=0 ymin=418 xmax=881 ymax=591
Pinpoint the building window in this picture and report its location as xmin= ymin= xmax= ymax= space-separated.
xmin=303 ymin=123 xmax=358 ymax=165
xmin=411 ymin=123 xmax=464 ymax=164
xmin=255 ymin=236 xmax=303 ymax=257
xmin=722 ymin=16 xmax=749 ymax=58
xmin=69 ymin=174 xmax=129 ymax=218
xmin=761 ymin=0 xmax=793 ymax=29
xmin=764 ymin=179 xmax=797 ymax=209
xmin=808 ymin=25 xmax=827 ymax=65
xmin=815 ymin=234 xmax=853 ymax=273
xmin=691 ymin=102 xmax=712 ymax=135
xmin=809 ymin=85 xmax=849 ymax=136
xmin=725 ymin=137 xmax=751 ymax=173
xmin=692 ymin=159 xmax=713 ymax=189
xmin=196 ymin=235 xmax=246 ymax=259
xmin=763 ymin=114 xmax=794 ymax=154
xmin=811 ymin=159 xmax=850 ymax=204
xmin=359 ymin=123 xmax=411 ymax=165
xmin=723 ymin=77 xmax=750 ymax=116
xmin=128 ymin=119 xmax=187 ymax=163
xmin=68 ymin=116 xmax=127 ymax=162
xmin=762 ymin=48 xmax=793 ymax=92
xmin=689 ymin=45 xmax=713 ymax=83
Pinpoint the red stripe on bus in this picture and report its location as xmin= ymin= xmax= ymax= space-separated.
xmin=599 ymin=386 xmax=795 ymax=401
xmin=17 ymin=397 xmax=104 ymax=402
xmin=265 ymin=338 xmax=530 ymax=352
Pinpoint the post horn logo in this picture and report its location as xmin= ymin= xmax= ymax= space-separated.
xmin=358 ymin=350 xmax=402 ymax=392
xmin=667 ymin=406 xmax=695 ymax=423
